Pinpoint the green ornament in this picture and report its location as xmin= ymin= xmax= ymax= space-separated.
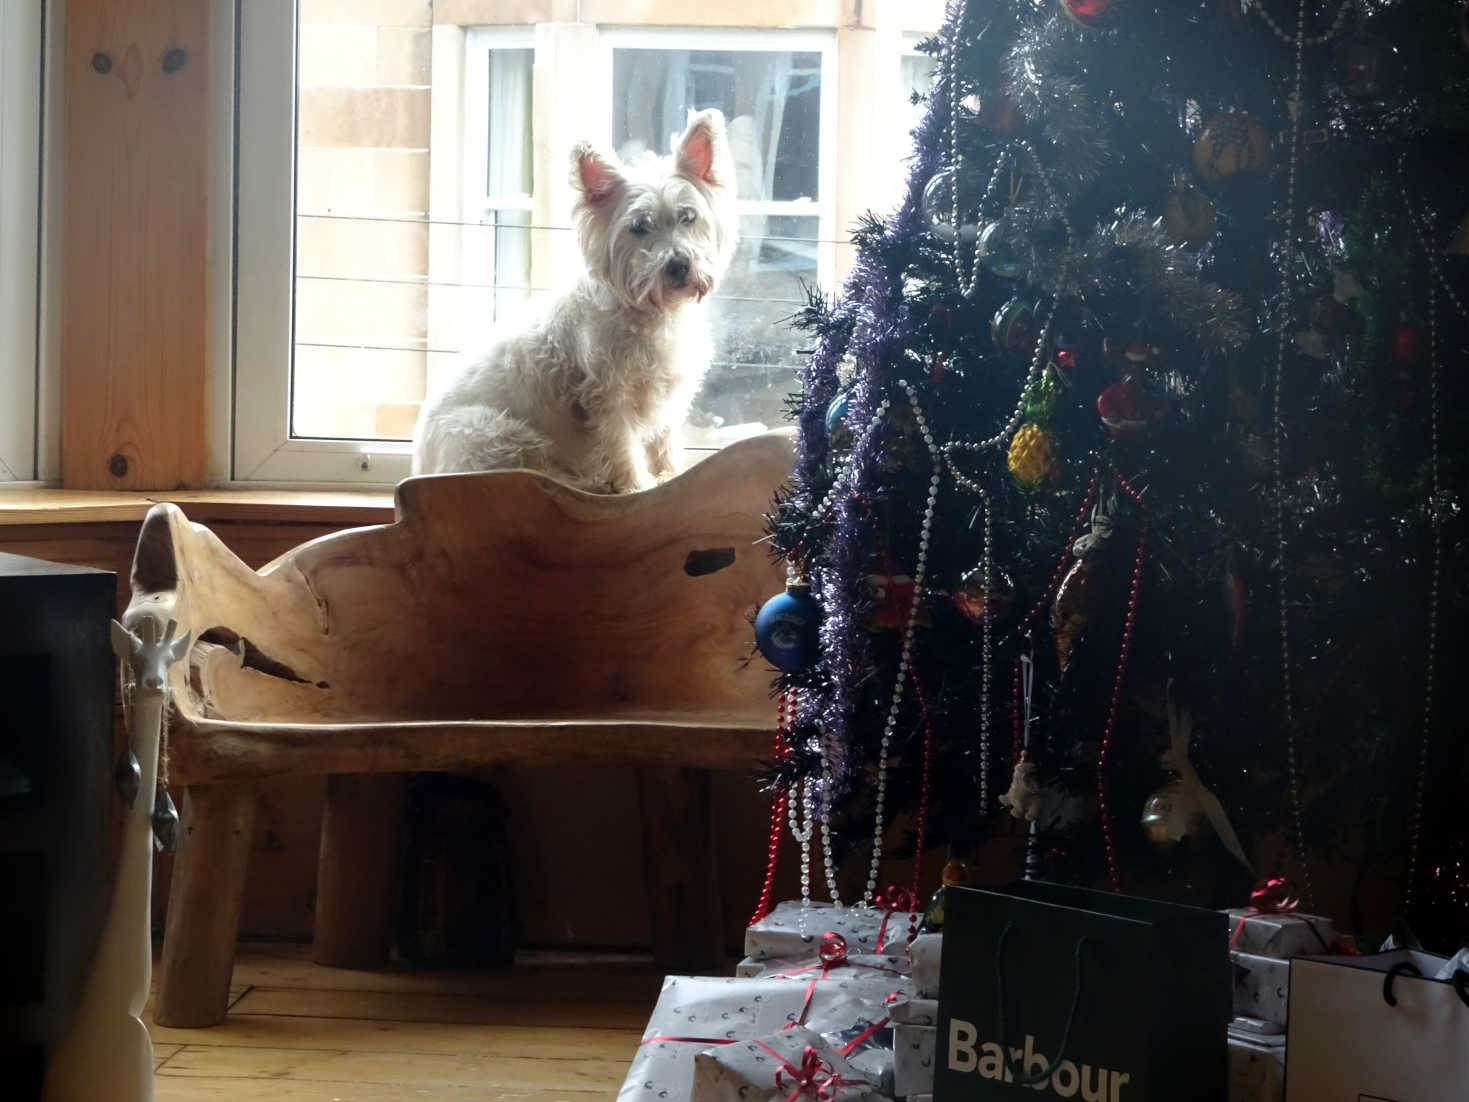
xmin=1022 ymin=374 xmax=1061 ymax=423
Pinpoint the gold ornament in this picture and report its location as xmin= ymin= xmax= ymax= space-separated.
xmin=922 ymin=857 xmax=969 ymax=932
xmin=1163 ymin=179 xmax=1217 ymax=247
xmin=1142 ymin=682 xmax=1255 ymax=868
xmin=1007 ymin=423 xmax=1060 ymax=491
xmin=1141 ymin=780 xmax=1207 ymax=850
xmin=1193 ymin=111 xmax=1270 ymax=184
xmin=1050 ymin=499 xmax=1113 ymax=675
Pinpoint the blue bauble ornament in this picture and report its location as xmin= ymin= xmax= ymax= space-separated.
xmin=754 ymin=586 xmax=821 ymax=673
xmin=825 ymin=390 xmax=853 ymax=448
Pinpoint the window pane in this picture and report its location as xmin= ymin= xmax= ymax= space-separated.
xmin=690 ymin=214 xmax=819 ymax=444
xmin=612 ymin=48 xmax=823 ymax=203
xmin=487 ymin=50 xmax=533 ymax=198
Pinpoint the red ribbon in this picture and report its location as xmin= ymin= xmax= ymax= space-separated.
xmin=1229 ymin=876 xmax=1310 ymax=949
xmin=874 ymin=887 xmax=920 ymax=952
xmin=756 ymin=1040 xmax=866 ymax=1101
xmin=771 ymin=932 xmax=906 ymax=1029
xmin=837 ymin=1015 xmax=891 ymax=1057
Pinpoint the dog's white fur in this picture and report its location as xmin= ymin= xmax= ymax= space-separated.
xmin=411 ymin=110 xmax=739 ymax=491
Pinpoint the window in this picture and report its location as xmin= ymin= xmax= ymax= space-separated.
xmin=0 ymin=0 xmax=43 ymax=483
xmin=234 ymin=6 xmax=934 ymax=484
xmin=605 ymin=29 xmax=836 ymax=445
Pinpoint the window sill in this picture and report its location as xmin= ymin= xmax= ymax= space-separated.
xmin=0 ymin=487 xmax=396 ymax=527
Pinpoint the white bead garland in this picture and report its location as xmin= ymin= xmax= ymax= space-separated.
xmin=818 ymin=379 xmax=946 ymax=910
xmin=1248 ymin=0 xmax=1353 ymax=48
xmin=1272 ymin=0 xmax=1316 ymax=913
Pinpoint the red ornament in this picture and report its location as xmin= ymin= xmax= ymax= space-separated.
xmin=866 ymin=566 xmax=930 ymax=630
xmin=1054 ymin=346 xmax=1080 ymax=373
xmin=1097 ymin=377 xmax=1160 ymax=438
xmin=1060 ymin=0 xmax=1120 ymax=29
xmin=1392 ymin=321 xmax=1424 ymax=369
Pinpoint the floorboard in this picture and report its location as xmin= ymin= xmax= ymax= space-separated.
xmin=146 ymin=944 xmax=675 ymax=1100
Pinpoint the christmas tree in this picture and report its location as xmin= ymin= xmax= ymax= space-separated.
xmin=756 ymin=0 xmax=1469 ymax=947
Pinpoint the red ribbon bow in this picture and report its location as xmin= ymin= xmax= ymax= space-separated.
xmin=874 ymin=886 xmax=920 ymax=952
xmin=758 ymin=1041 xmax=860 ymax=1101
xmin=1229 ymin=876 xmax=1304 ymax=949
xmin=1250 ymin=876 xmax=1299 ymax=915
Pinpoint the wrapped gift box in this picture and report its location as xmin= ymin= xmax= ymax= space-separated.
xmin=1224 ymin=908 xmax=1334 ymax=958
xmin=745 ymin=901 xmax=907 ymax=960
xmin=619 ymin=974 xmax=902 ymax=1101
xmin=885 ymin=996 xmax=939 ymax=1026
xmin=1227 ymin=1033 xmax=1285 ymax=1102
xmin=1230 ymin=951 xmax=1291 ymax=1025
xmin=909 ymin=933 xmax=942 ymax=998
xmin=691 ymin=1026 xmax=885 ymax=1102
xmin=822 ymin=1014 xmax=895 ymax=1097
xmin=735 ymin=950 xmax=909 ymax=981
xmin=893 ymin=1022 xmax=936 ymax=1097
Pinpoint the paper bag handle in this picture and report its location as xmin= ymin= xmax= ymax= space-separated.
xmin=996 ymin=920 xmax=1092 ymax=1088
xmin=1382 ymin=962 xmax=1469 ymax=1010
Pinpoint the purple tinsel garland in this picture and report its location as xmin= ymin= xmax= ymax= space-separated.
xmin=789 ymin=1 xmax=965 ymax=799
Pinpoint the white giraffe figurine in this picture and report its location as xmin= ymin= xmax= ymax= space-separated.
xmin=41 ymin=618 xmax=190 ymax=1102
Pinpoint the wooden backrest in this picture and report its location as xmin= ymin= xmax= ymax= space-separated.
xmin=126 ymin=432 xmax=793 ymax=727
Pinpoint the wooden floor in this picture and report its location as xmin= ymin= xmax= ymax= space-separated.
xmin=146 ymin=944 xmax=674 ymax=1100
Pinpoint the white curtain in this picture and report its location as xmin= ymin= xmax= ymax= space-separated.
xmin=488 ymin=49 xmax=533 ymax=316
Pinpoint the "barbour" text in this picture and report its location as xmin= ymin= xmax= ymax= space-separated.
xmin=946 ymin=1019 xmax=1131 ymax=1101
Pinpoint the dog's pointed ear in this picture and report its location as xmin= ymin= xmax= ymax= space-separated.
xmin=571 ymin=143 xmax=623 ymax=206
xmin=675 ymin=109 xmax=733 ymax=190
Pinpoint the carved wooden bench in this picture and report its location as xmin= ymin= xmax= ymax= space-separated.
xmin=122 ymin=432 xmax=792 ymax=1027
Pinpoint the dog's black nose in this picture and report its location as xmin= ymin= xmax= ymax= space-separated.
xmin=666 ymin=255 xmax=691 ymax=284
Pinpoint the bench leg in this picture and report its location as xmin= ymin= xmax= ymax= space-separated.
xmin=154 ymin=785 xmax=258 ymax=1028
xmin=636 ymin=765 xmax=724 ymax=972
xmin=313 ymin=773 xmax=409 ymax=969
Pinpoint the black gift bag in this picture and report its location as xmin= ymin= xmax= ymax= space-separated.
xmin=934 ymin=881 xmax=1230 ymax=1102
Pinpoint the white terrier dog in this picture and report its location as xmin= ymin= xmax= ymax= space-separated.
xmin=411 ymin=110 xmax=739 ymax=491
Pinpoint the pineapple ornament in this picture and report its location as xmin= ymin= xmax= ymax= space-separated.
xmin=1008 ymin=424 xmax=1061 ymax=491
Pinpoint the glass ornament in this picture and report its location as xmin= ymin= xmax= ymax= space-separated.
xmin=824 ymin=389 xmax=853 ymax=449
xmin=990 ymin=297 xmax=1036 ymax=359
xmin=921 ymin=166 xmax=980 ymax=244
xmin=978 ymin=217 xmax=1031 ymax=280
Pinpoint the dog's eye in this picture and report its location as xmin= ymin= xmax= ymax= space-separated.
xmin=630 ymin=220 xmax=651 ymax=237
xmin=679 ymin=208 xmax=698 ymax=225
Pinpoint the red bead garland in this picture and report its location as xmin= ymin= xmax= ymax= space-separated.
xmin=750 ymin=688 xmax=796 ymax=925
xmin=1096 ymin=469 xmax=1149 ymax=892
xmin=909 ymin=670 xmax=937 ymax=941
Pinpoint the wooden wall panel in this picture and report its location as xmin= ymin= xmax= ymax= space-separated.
xmin=61 ymin=0 xmax=211 ymax=489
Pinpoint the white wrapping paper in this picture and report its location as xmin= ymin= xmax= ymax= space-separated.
xmin=745 ymin=901 xmax=909 ymax=960
xmin=1223 ymin=908 xmax=1334 ymax=958
xmin=909 ymin=933 xmax=942 ymax=998
xmin=619 ymin=973 xmax=908 ymax=1102
xmin=691 ymin=1026 xmax=885 ymax=1102
xmin=1227 ymin=1034 xmax=1285 ymax=1102
xmin=892 ymin=1022 xmax=936 ymax=1097
xmin=1230 ymin=950 xmax=1291 ymax=1025
xmin=884 ymin=997 xmax=939 ymax=1026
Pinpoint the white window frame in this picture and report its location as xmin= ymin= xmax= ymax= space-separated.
xmin=599 ymin=26 xmax=839 ymax=295
xmin=0 ymin=0 xmax=44 ymax=484
xmin=461 ymin=26 xmax=535 ymax=302
xmin=235 ymin=0 xmax=406 ymax=485
xmin=233 ymin=14 xmax=838 ymax=485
